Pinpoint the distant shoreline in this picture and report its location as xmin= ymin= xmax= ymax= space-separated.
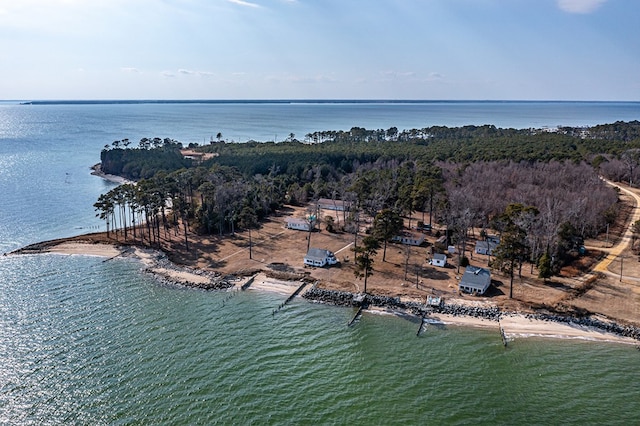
xmin=15 ymin=99 xmax=640 ymax=106
xmin=90 ymin=164 xmax=133 ymax=184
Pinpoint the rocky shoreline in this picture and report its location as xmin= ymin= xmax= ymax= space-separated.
xmin=126 ymin=249 xmax=237 ymax=291
xmin=302 ymin=287 xmax=640 ymax=342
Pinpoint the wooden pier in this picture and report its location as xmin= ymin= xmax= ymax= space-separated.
xmin=241 ymin=274 xmax=257 ymax=290
xmin=500 ymin=326 xmax=508 ymax=347
xmin=416 ymin=313 xmax=428 ymax=336
xmin=348 ymin=295 xmax=368 ymax=326
xmin=272 ymin=281 xmax=309 ymax=315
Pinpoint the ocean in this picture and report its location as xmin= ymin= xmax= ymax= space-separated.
xmin=1 ymin=101 xmax=640 ymax=424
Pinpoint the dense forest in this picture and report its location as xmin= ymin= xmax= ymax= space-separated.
xmin=95 ymin=121 xmax=640 ymax=278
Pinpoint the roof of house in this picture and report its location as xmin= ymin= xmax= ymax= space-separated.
xmin=460 ymin=266 xmax=491 ymax=290
xmin=433 ymin=253 xmax=447 ymax=261
xmin=305 ymin=248 xmax=331 ymax=261
xmin=393 ymin=231 xmax=426 ymax=241
xmin=475 ymin=240 xmax=498 ymax=249
xmin=318 ymin=198 xmax=350 ymax=206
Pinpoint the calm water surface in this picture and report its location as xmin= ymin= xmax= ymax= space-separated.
xmin=1 ymin=102 xmax=639 ymax=424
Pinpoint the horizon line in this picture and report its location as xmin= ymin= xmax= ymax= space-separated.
xmin=5 ymin=99 xmax=640 ymax=105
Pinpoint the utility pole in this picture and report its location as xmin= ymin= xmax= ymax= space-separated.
xmin=620 ymin=255 xmax=625 ymax=282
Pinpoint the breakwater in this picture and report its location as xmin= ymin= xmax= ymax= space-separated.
xmin=523 ymin=312 xmax=640 ymax=341
xmin=302 ymin=288 xmax=640 ymax=341
xmin=302 ymin=287 xmax=501 ymax=320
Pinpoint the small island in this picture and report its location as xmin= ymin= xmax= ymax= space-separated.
xmin=13 ymin=123 xmax=640 ymax=343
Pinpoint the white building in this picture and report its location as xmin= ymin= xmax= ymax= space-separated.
xmin=459 ymin=266 xmax=491 ymax=295
xmin=285 ymin=217 xmax=312 ymax=231
xmin=304 ymin=248 xmax=338 ymax=267
xmin=392 ymin=231 xmax=426 ymax=246
xmin=318 ymin=198 xmax=351 ymax=212
xmin=431 ymin=253 xmax=447 ymax=267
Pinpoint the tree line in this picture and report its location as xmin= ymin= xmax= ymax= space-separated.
xmin=95 ymin=121 xmax=640 ymax=283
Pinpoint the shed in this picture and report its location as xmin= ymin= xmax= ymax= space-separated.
xmin=431 ymin=253 xmax=447 ymax=267
xmin=304 ymin=248 xmax=338 ymax=267
xmin=459 ymin=266 xmax=491 ymax=295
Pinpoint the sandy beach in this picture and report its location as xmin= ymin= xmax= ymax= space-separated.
xmin=90 ymin=164 xmax=133 ymax=185
xmin=246 ymin=273 xmax=306 ymax=295
xmin=46 ymin=241 xmax=122 ymax=257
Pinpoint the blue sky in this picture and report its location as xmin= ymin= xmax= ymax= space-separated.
xmin=1 ymin=0 xmax=638 ymax=100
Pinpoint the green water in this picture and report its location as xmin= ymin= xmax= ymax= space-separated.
xmin=1 ymin=254 xmax=638 ymax=425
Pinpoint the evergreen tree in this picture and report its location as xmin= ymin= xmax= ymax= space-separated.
xmin=372 ymin=209 xmax=404 ymax=261
xmin=353 ymin=235 xmax=380 ymax=293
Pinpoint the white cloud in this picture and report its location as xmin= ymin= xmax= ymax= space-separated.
xmin=557 ymin=0 xmax=607 ymax=14
xmin=121 ymin=67 xmax=141 ymax=73
xmin=228 ymin=0 xmax=260 ymax=8
xmin=178 ymin=69 xmax=215 ymax=77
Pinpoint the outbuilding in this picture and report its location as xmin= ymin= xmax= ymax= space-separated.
xmin=459 ymin=266 xmax=491 ymax=295
xmin=304 ymin=248 xmax=338 ymax=267
xmin=431 ymin=253 xmax=447 ymax=267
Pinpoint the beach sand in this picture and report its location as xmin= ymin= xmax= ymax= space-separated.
xmin=47 ymin=241 xmax=122 ymax=257
xmin=246 ymin=273 xmax=305 ymax=295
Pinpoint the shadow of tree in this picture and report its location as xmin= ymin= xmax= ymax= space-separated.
xmin=422 ymin=266 xmax=450 ymax=281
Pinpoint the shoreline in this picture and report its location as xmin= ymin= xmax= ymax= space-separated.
xmin=8 ymin=239 xmax=640 ymax=346
xmin=90 ymin=164 xmax=134 ymax=185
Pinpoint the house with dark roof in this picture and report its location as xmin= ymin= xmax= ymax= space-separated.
xmin=475 ymin=240 xmax=498 ymax=255
xmin=459 ymin=266 xmax=491 ymax=295
xmin=304 ymin=248 xmax=338 ymax=267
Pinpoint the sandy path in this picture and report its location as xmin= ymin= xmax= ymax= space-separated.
xmin=593 ymin=179 xmax=640 ymax=274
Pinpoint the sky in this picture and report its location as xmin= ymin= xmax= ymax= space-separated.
xmin=1 ymin=0 xmax=639 ymax=100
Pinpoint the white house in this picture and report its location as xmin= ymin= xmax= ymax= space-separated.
xmin=318 ymin=198 xmax=351 ymax=212
xmin=285 ymin=217 xmax=312 ymax=231
xmin=475 ymin=240 xmax=498 ymax=255
xmin=459 ymin=266 xmax=491 ymax=295
xmin=304 ymin=248 xmax=338 ymax=267
xmin=392 ymin=231 xmax=426 ymax=246
xmin=431 ymin=253 xmax=447 ymax=267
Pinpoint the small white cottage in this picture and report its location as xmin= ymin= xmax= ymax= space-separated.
xmin=392 ymin=231 xmax=426 ymax=246
xmin=431 ymin=253 xmax=447 ymax=267
xmin=318 ymin=198 xmax=351 ymax=212
xmin=285 ymin=217 xmax=312 ymax=231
